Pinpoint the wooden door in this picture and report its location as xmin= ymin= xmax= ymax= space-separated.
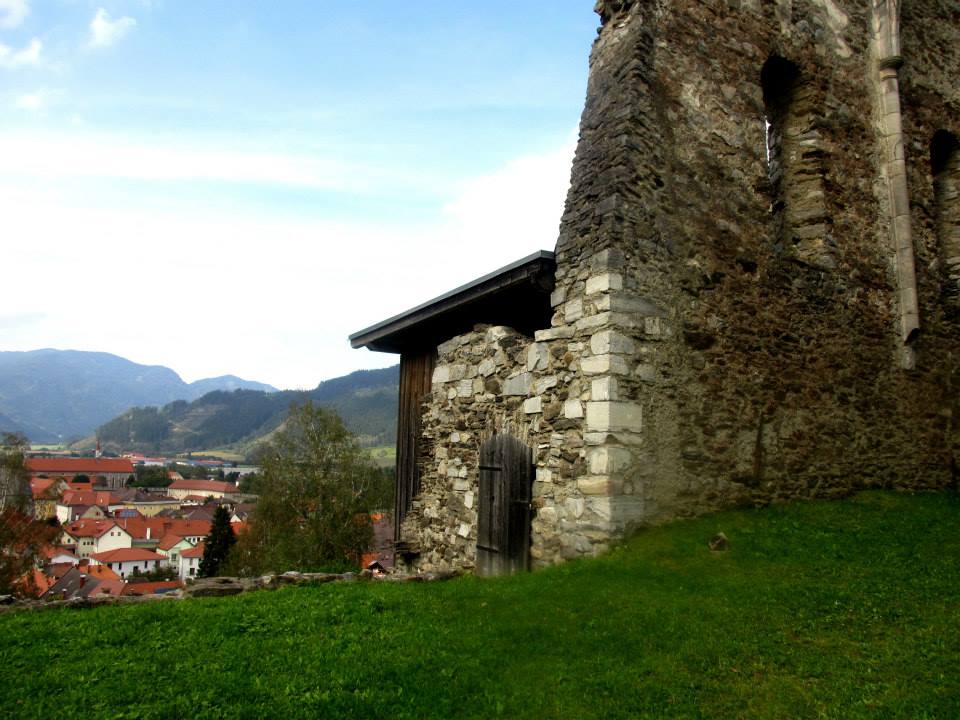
xmin=476 ymin=434 xmax=534 ymax=576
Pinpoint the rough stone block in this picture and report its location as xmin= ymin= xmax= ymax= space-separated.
xmin=564 ymin=298 xmax=584 ymax=322
xmin=537 ymin=506 xmax=558 ymax=525
xmin=536 ymin=467 xmax=553 ymax=484
xmin=564 ymin=399 xmax=584 ymax=418
xmin=581 ymin=354 xmax=630 ymax=376
xmin=550 ymin=287 xmax=567 ymax=307
xmin=590 ymin=329 xmax=635 ymax=355
xmin=577 ymin=476 xmax=616 ymax=495
xmin=535 ymin=375 xmax=558 ymax=394
xmin=457 ymin=379 xmax=473 ymax=397
xmin=535 ymin=325 xmax=575 ymax=342
xmin=527 ymin=342 xmax=550 ymax=371
xmin=432 ymin=365 xmax=451 ymax=384
xmin=575 ymin=312 xmax=612 ymax=332
xmin=486 ymin=326 xmax=513 ymax=342
xmin=524 ymin=396 xmax=543 ymax=414
xmin=478 ymin=358 xmax=497 ymax=377
xmin=585 ymin=402 xmax=643 ymax=432
xmin=585 ymin=273 xmax=624 ymax=295
xmin=565 ymin=497 xmax=585 ymax=519
xmin=503 ymin=372 xmax=532 ymax=396
xmin=591 ymin=377 xmax=619 ymax=401
xmin=588 ymin=447 xmax=632 ymax=475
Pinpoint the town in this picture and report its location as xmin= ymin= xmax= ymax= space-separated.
xmin=20 ymin=453 xmax=392 ymax=601
xmin=23 ymin=454 xmax=251 ymax=599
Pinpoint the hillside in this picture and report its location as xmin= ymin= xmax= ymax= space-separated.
xmin=94 ymin=365 xmax=399 ymax=456
xmin=0 ymin=491 xmax=957 ymax=719
xmin=0 ymin=350 xmax=277 ymax=442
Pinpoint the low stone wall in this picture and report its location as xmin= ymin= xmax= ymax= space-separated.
xmin=0 ymin=570 xmax=461 ymax=614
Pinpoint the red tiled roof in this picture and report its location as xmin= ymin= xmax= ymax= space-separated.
xmin=30 ymin=477 xmax=58 ymax=499
xmin=62 ymin=519 xmax=123 ymax=539
xmin=158 ymin=533 xmax=187 ymax=551
xmin=26 ymin=457 xmax=135 ymax=474
xmin=60 ymin=490 xmax=118 ymax=507
xmin=91 ymin=548 xmax=165 ymax=563
xmin=85 ymin=564 xmax=121 ymax=581
xmin=91 ymin=579 xmax=126 ymax=597
xmin=121 ymin=581 xmax=183 ymax=596
xmin=169 ymin=479 xmax=237 ymax=493
xmin=43 ymin=546 xmax=78 ymax=561
xmin=180 ymin=542 xmax=205 ymax=559
xmin=113 ymin=517 xmax=210 ymax=541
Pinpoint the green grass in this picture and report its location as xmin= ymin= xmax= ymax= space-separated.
xmin=1 ymin=490 xmax=958 ymax=719
xmin=366 ymin=444 xmax=396 ymax=468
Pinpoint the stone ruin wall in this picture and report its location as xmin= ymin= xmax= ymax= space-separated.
xmin=398 ymin=0 xmax=960 ymax=573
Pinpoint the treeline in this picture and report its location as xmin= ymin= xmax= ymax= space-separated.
xmin=96 ymin=366 xmax=399 ymax=456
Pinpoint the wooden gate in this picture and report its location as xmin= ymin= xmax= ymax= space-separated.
xmin=476 ymin=434 xmax=534 ymax=577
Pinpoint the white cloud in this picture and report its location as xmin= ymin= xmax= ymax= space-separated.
xmin=0 ymin=0 xmax=29 ymax=29
xmin=14 ymin=91 xmax=42 ymax=110
xmin=0 ymin=132 xmax=374 ymax=191
xmin=439 ymin=138 xmax=576 ymax=267
xmin=0 ymin=38 xmax=41 ymax=68
xmin=0 ymin=137 xmax=575 ymax=389
xmin=89 ymin=8 xmax=136 ymax=48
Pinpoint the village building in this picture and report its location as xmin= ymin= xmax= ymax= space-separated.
xmin=26 ymin=457 xmax=135 ymax=490
xmin=90 ymin=548 xmax=165 ymax=579
xmin=352 ymin=1 xmax=960 ymax=575
xmin=178 ymin=543 xmax=205 ymax=580
xmin=167 ymin=479 xmax=241 ymax=501
xmin=156 ymin=534 xmax=196 ymax=569
xmin=60 ymin=520 xmax=134 ymax=559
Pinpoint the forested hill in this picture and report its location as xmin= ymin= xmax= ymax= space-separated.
xmin=93 ymin=365 xmax=399 ymax=456
xmin=0 ymin=350 xmax=277 ymax=443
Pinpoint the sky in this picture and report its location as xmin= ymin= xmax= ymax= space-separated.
xmin=0 ymin=1 xmax=598 ymax=390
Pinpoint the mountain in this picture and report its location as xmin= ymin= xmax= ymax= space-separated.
xmin=93 ymin=365 xmax=400 ymax=457
xmin=186 ymin=375 xmax=277 ymax=397
xmin=0 ymin=349 xmax=277 ymax=442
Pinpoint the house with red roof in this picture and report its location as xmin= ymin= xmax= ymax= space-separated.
xmin=55 ymin=489 xmax=123 ymax=523
xmin=29 ymin=477 xmax=64 ymax=519
xmin=26 ymin=457 xmax=135 ymax=489
xmin=60 ymin=519 xmax=133 ymax=558
xmin=90 ymin=548 xmax=165 ymax=579
xmin=167 ymin=479 xmax=240 ymax=501
xmin=155 ymin=534 xmax=195 ymax=568
xmin=178 ymin=542 xmax=205 ymax=580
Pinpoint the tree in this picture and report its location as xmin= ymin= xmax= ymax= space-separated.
xmin=199 ymin=506 xmax=236 ymax=578
xmin=225 ymin=402 xmax=382 ymax=576
xmin=0 ymin=433 xmax=58 ymax=596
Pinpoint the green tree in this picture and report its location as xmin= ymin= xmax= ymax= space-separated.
xmin=0 ymin=433 xmax=58 ymax=596
xmin=199 ymin=506 xmax=236 ymax=578
xmin=225 ymin=402 xmax=381 ymax=576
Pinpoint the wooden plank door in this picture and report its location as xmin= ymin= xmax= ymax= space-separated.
xmin=476 ymin=434 xmax=533 ymax=576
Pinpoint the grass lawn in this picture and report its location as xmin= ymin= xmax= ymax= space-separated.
xmin=1 ymin=490 xmax=958 ymax=719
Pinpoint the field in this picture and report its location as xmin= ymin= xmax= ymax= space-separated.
xmin=366 ymin=444 xmax=396 ymax=468
xmin=1 ymin=490 xmax=957 ymax=719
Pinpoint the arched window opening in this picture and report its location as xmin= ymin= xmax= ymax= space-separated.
xmin=761 ymin=56 xmax=833 ymax=269
xmin=931 ymin=130 xmax=960 ymax=301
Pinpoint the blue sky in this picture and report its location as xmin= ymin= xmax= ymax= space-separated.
xmin=0 ymin=1 xmax=598 ymax=389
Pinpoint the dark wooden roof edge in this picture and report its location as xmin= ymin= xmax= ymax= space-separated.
xmin=349 ymin=250 xmax=556 ymax=352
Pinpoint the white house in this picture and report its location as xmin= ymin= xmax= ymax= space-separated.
xmin=178 ymin=543 xmax=205 ymax=580
xmin=156 ymin=534 xmax=196 ymax=569
xmin=60 ymin=520 xmax=133 ymax=559
xmin=90 ymin=548 xmax=165 ymax=579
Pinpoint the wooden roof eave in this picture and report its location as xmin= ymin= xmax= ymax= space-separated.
xmin=349 ymin=251 xmax=556 ymax=354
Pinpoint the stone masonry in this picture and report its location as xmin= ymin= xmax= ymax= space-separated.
xmin=395 ymin=0 xmax=960 ymax=573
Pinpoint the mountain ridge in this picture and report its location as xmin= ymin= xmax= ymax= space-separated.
xmin=0 ymin=349 xmax=279 ymax=442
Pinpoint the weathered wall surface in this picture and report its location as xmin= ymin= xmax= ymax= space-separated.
xmin=398 ymin=0 xmax=960 ymax=573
